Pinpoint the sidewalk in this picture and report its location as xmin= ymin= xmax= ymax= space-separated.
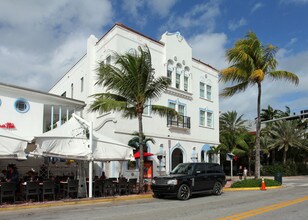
xmin=0 ymin=177 xmax=283 ymax=211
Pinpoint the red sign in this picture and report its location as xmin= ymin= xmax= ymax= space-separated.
xmin=0 ymin=122 xmax=16 ymax=129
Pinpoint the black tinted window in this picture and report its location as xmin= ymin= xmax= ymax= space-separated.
xmin=195 ymin=164 xmax=205 ymax=173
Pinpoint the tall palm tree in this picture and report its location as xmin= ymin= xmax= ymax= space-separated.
xmin=220 ymin=111 xmax=247 ymax=133
xmin=268 ymin=120 xmax=307 ymax=164
xmin=90 ymin=45 xmax=176 ymax=193
xmin=220 ymin=32 xmax=299 ymax=178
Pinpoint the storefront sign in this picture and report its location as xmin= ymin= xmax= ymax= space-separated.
xmin=0 ymin=122 xmax=16 ymax=129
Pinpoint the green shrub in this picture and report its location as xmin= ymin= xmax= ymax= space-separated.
xmin=261 ymin=162 xmax=301 ymax=176
xmin=231 ymin=178 xmax=281 ymax=188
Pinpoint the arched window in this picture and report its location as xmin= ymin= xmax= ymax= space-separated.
xmin=167 ymin=60 xmax=174 ymax=82
xmin=184 ymin=67 xmax=190 ymax=92
xmin=176 ymin=63 xmax=182 ymax=89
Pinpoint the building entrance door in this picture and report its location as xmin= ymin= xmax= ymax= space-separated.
xmin=171 ymin=148 xmax=183 ymax=170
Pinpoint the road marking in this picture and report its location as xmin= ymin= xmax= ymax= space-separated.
xmin=217 ymin=195 xmax=308 ymax=220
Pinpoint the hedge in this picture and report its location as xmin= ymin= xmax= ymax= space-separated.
xmin=231 ymin=178 xmax=281 ymax=188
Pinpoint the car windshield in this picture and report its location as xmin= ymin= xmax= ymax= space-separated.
xmin=171 ymin=163 xmax=194 ymax=175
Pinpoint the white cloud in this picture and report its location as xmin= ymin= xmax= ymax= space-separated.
xmin=251 ymin=3 xmax=264 ymax=14
xmin=147 ymin=0 xmax=178 ymax=17
xmin=189 ymin=32 xmax=228 ymax=70
xmin=228 ymin=18 xmax=247 ymax=31
xmin=0 ymin=0 xmax=113 ymax=91
xmin=162 ymin=0 xmax=221 ymax=33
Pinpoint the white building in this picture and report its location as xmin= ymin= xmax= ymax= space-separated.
xmin=0 ymin=82 xmax=84 ymax=175
xmin=49 ymin=23 xmax=220 ymax=178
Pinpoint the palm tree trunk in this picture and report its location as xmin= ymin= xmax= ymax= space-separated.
xmin=255 ymin=82 xmax=262 ymax=179
xmin=283 ymin=150 xmax=287 ymax=165
xmin=138 ymin=112 xmax=144 ymax=193
xmin=272 ymin=149 xmax=276 ymax=164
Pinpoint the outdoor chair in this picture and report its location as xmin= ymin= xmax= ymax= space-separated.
xmin=0 ymin=182 xmax=16 ymax=204
xmin=42 ymin=180 xmax=55 ymax=201
xmin=62 ymin=179 xmax=78 ymax=199
xmin=128 ymin=178 xmax=137 ymax=194
xmin=118 ymin=178 xmax=128 ymax=195
xmin=24 ymin=181 xmax=40 ymax=202
xmin=103 ymin=179 xmax=116 ymax=196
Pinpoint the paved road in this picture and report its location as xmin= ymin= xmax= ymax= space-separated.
xmin=0 ymin=177 xmax=307 ymax=220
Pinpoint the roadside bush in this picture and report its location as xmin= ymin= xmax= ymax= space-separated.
xmin=231 ymin=179 xmax=281 ymax=188
xmin=261 ymin=162 xmax=299 ymax=176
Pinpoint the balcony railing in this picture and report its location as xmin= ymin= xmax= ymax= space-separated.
xmin=167 ymin=114 xmax=191 ymax=129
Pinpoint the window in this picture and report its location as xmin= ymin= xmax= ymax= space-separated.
xmin=207 ymin=112 xmax=213 ymax=127
xmin=71 ymin=83 xmax=74 ymax=98
xmin=178 ymin=104 xmax=185 ymax=116
xmin=167 ymin=66 xmax=172 ymax=81
xmin=176 ymin=73 xmax=180 ymax=89
xmin=81 ymin=77 xmax=84 ymax=92
xmin=200 ymin=82 xmax=205 ymax=98
xmin=206 ymin=85 xmax=212 ymax=100
xmin=184 ymin=76 xmax=188 ymax=92
xmin=175 ymin=64 xmax=182 ymax=89
xmin=14 ymin=98 xmax=30 ymax=113
xmin=168 ymin=102 xmax=176 ymax=110
xmin=199 ymin=110 xmax=205 ymax=126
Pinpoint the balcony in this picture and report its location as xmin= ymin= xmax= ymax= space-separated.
xmin=167 ymin=114 xmax=191 ymax=129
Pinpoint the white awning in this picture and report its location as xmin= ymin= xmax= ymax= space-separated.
xmin=0 ymin=128 xmax=32 ymax=160
xmin=33 ymin=116 xmax=133 ymax=161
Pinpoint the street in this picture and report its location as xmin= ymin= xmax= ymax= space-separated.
xmin=0 ymin=177 xmax=307 ymax=220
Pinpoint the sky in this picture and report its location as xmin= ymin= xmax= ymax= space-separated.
xmin=0 ymin=0 xmax=308 ymax=120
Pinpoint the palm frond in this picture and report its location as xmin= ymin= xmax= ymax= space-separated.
xmin=220 ymin=81 xmax=249 ymax=97
xmin=151 ymin=105 xmax=179 ymax=117
xmin=267 ymin=71 xmax=299 ymax=85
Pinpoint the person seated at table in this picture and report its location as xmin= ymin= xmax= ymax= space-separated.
xmin=6 ymin=164 xmax=19 ymax=187
xmin=0 ymin=169 xmax=7 ymax=182
xmin=100 ymin=171 xmax=106 ymax=180
xmin=25 ymin=170 xmax=38 ymax=182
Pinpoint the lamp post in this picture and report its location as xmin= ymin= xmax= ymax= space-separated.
xmin=168 ymin=138 xmax=171 ymax=173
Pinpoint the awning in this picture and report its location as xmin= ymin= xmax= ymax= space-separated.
xmin=134 ymin=151 xmax=154 ymax=159
xmin=0 ymin=128 xmax=32 ymax=160
xmin=33 ymin=115 xmax=134 ymax=161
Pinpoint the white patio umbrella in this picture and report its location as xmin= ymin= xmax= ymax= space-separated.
xmin=33 ymin=114 xmax=134 ymax=198
xmin=0 ymin=128 xmax=32 ymax=160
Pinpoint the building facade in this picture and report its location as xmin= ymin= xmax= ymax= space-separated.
xmin=0 ymin=82 xmax=84 ymax=176
xmin=49 ymin=23 xmax=220 ymax=178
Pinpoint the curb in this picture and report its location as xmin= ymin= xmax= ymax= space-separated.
xmin=0 ymin=194 xmax=153 ymax=212
xmin=224 ymin=185 xmax=284 ymax=191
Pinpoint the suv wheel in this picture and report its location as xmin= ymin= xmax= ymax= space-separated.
xmin=213 ymin=182 xmax=223 ymax=195
xmin=177 ymin=184 xmax=191 ymax=200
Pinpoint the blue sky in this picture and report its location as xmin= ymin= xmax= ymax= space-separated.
xmin=0 ymin=0 xmax=307 ymax=119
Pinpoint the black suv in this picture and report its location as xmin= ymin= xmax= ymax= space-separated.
xmin=151 ymin=162 xmax=226 ymax=200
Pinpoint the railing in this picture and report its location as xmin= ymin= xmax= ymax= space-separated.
xmin=167 ymin=114 xmax=191 ymax=129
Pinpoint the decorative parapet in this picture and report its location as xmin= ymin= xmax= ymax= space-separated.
xmin=165 ymin=87 xmax=193 ymax=101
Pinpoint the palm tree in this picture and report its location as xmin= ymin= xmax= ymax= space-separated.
xmin=90 ymin=45 xmax=176 ymax=193
xmin=220 ymin=31 xmax=299 ymax=178
xmin=268 ymin=120 xmax=307 ymax=164
xmin=260 ymin=105 xmax=284 ymax=122
xmin=220 ymin=111 xmax=247 ymax=133
xmin=128 ymin=132 xmax=155 ymax=152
